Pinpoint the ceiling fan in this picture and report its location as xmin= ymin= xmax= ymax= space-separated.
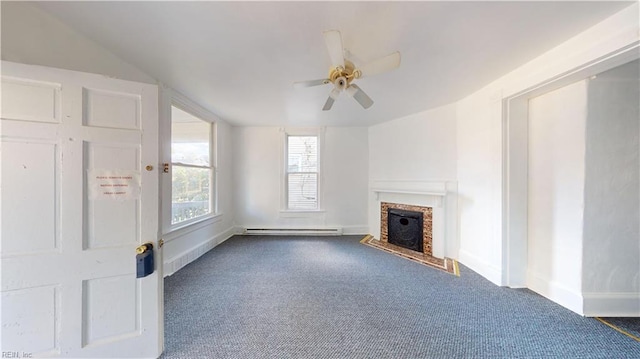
xmin=294 ymin=30 xmax=401 ymax=111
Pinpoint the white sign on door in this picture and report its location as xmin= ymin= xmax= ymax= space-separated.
xmin=88 ymin=169 xmax=141 ymax=200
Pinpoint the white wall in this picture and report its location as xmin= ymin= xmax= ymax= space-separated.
xmin=232 ymin=126 xmax=369 ymax=233
xmin=456 ymin=90 xmax=503 ymax=282
xmin=527 ymin=80 xmax=588 ymax=313
xmin=582 ymin=60 xmax=639 ymax=315
xmin=1 ymin=2 xmax=154 ymax=84
xmin=322 ymin=127 xmax=370 ymax=231
xmin=457 ymin=2 xmax=639 ymax=285
xmin=369 ymin=104 xmax=457 ymax=181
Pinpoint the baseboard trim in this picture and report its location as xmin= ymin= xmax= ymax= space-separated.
xmin=527 ymin=270 xmax=584 ymax=315
xmin=583 ymin=292 xmax=640 ymax=317
xmin=243 ymin=227 xmax=342 ymax=236
xmin=458 ymin=249 xmax=503 ymax=286
xmin=163 ymin=226 xmax=236 ymax=277
xmin=341 ymin=225 xmax=369 ymax=235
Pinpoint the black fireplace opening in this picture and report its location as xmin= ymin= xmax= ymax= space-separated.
xmin=388 ymin=208 xmax=423 ymax=252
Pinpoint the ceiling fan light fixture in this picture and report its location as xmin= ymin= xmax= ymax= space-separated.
xmin=334 ymin=76 xmax=348 ymax=91
xmin=328 ymin=87 xmax=341 ymax=100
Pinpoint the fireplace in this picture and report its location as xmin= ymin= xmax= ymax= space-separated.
xmin=371 ymin=182 xmax=457 ymax=260
xmin=363 ymin=193 xmax=456 ymax=274
xmin=387 ymin=208 xmax=423 ymax=252
xmin=380 ymin=202 xmax=433 ymax=256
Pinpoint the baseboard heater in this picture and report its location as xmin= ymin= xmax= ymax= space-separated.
xmin=243 ymin=228 xmax=343 ymax=236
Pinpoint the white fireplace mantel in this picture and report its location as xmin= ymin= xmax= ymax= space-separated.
xmin=371 ymin=188 xmax=446 ymax=199
xmin=371 ymin=188 xmax=447 ymax=208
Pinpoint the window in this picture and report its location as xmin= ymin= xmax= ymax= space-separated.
xmin=286 ymin=135 xmax=319 ymax=210
xmin=171 ymin=105 xmax=214 ymax=225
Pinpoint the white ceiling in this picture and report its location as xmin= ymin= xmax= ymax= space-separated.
xmin=35 ymin=1 xmax=632 ymax=127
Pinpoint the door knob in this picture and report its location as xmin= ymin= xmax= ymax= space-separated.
xmin=136 ymin=242 xmax=153 ymax=254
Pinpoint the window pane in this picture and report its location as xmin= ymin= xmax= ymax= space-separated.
xmin=288 ymin=173 xmax=318 ymax=209
xmin=172 ymin=166 xmax=211 ymax=224
xmin=171 ymin=106 xmax=210 ymax=166
xmin=287 ymin=136 xmax=317 ymax=172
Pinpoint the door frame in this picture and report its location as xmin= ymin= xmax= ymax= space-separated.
xmin=501 ymin=43 xmax=640 ymax=287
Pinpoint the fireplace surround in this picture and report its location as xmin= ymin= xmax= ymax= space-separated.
xmin=380 ymin=201 xmax=433 ymax=256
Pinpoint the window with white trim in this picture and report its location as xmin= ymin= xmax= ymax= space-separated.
xmin=171 ymin=105 xmax=214 ymax=225
xmin=286 ymin=135 xmax=319 ymax=210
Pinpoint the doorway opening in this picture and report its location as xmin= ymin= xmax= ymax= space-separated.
xmin=501 ymin=45 xmax=639 ymax=295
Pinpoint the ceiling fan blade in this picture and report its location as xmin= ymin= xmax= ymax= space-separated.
xmin=322 ymin=96 xmax=335 ymax=111
xmin=323 ymin=30 xmax=345 ymax=68
xmin=322 ymin=88 xmax=341 ymax=111
xmin=357 ymin=51 xmax=401 ymax=78
xmin=346 ymin=84 xmax=374 ymax=109
xmin=293 ymin=78 xmax=330 ymax=88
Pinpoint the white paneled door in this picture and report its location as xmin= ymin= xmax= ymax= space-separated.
xmin=1 ymin=62 xmax=162 ymax=358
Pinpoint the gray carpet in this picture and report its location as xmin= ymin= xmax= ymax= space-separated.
xmin=162 ymin=235 xmax=640 ymax=358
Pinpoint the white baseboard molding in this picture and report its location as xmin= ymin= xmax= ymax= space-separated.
xmin=527 ymin=271 xmax=584 ymax=315
xmin=582 ymin=292 xmax=640 ymax=317
xmin=163 ymin=226 xmax=236 ymax=277
xmin=239 ymin=225 xmax=369 ymax=236
xmin=242 ymin=226 xmax=343 ymax=236
xmin=458 ymin=249 xmax=503 ymax=286
xmin=341 ymin=225 xmax=369 ymax=235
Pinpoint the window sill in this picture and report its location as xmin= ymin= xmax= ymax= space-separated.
xmin=163 ymin=212 xmax=224 ymax=243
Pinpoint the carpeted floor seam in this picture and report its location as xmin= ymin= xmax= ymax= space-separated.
xmin=595 ymin=317 xmax=640 ymax=342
